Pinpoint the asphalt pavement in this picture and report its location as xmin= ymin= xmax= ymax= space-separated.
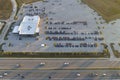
xmin=0 ymin=58 xmax=119 ymax=70
xmin=0 ymin=69 xmax=120 ymax=80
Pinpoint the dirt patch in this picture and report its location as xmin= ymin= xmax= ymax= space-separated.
xmin=0 ymin=0 xmax=12 ymax=20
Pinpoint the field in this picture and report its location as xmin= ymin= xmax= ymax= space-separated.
xmin=0 ymin=0 xmax=12 ymax=20
xmin=16 ymin=0 xmax=43 ymax=8
xmin=82 ymin=0 xmax=120 ymax=22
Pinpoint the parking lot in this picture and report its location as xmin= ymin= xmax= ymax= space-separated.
xmin=2 ymin=0 xmax=107 ymax=53
xmin=1 ymin=0 xmax=120 ymax=53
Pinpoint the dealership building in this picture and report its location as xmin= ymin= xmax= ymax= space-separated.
xmin=12 ymin=16 xmax=40 ymax=35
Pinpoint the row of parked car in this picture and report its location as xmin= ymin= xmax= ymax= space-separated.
xmin=45 ymin=31 xmax=76 ymax=35
xmin=46 ymin=36 xmax=104 ymax=41
xmin=47 ymin=21 xmax=87 ymax=25
xmin=47 ymin=27 xmax=71 ymax=30
xmin=54 ymin=43 xmax=98 ymax=48
xmin=45 ymin=30 xmax=101 ymax=36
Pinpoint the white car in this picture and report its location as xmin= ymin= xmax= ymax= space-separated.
xmin=64 ymin=62 xmax=69 ymax=65
xmin=41 ymin=44 xmax=46 ymax=47
xmin=0 ymin=75 xmax=3 ymax=78
xmin=77 ymin=73 xmax=81 ymax=77
xmin=95 ymin=73 xmax=98 ymax=76
xmin=16 ymin=64 xmax=21 ymax=67
xmin=3 ymin=72 xmax=8 ymax=76
xmin=103 ymin=73 xmax=107 ymax=76
xmin=40 ymin=62 xmax=45 ymax=65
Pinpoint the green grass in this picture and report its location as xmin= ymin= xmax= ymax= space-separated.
xmin=0 ymin=22 xmax=5 ymax=34
xmin=1 ymin=67 xmax=120 ymax=70
xmin=0 ymin=43 xmax=5 ymax=52
xmin=110 ymin=43 xmax=120 ymax=58
xmin=0 ymin=51 xmax=110 ymax=58
xmin=16 ymin=0 xmax=43 ymax=8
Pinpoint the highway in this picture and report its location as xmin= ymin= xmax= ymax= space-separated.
xmin=0 ymin=68 xmax=120 ymax=80
xmin=0 ymin=58 xmax=119 ymax=70
xmin=0 ymin=58 xmax=119 ymax=80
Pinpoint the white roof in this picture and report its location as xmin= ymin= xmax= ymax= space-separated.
xmin=18 ymin=16 xmax=40 ymax=35
xmin=36 ymin=26 xmax=40 ymax=33
xmin=12 ymin=26 xmax=19 ymax=33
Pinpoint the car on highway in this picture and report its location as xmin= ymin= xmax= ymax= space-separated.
xmin=3 ymin=72 xmax=8 ymax=76
xmin=40 ymin=62 xmax=46 ymax=65
xmin=16 ymin=64 xmax=21 ymax=67
xmin=103 ymin=73 xmax=107 ymax=76
xmin=0 ymin=75 xmax=3 ymax=78
xmin=64 ymin=62 xmax=70 ymax=65
xmin=77 ymin=73 xmax=81 ymax=77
